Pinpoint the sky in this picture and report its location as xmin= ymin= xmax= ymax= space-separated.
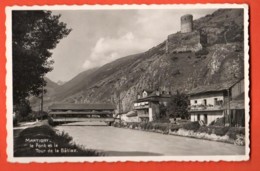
xmin=46 ymin=8 xmax=216 ymax=83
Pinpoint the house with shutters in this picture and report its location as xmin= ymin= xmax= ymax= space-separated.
xmin=133 ymin=89 xmax=171 ymax=122
xmin=188 ymin=78 xmax=245 ymax=126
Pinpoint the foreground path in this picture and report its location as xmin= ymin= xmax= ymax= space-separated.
xmin=56 ymin=125 xmax=245 ymax=156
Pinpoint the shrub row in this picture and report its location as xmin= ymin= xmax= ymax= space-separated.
xmin=114 ymin=122 xmax=172 ymax=133
xmin=114 ymin=121 xmax=245 ymax=141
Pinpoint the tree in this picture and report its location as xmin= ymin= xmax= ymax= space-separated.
xmin=167 ymin=91 xmax=189 ymax=119
xmin=158 ymin=103 xmax=167 ymax=119
xmin=14 ymin=99 xmax=32 ymax=118
xmin=12 ymin=11 xmax=71 ymax=106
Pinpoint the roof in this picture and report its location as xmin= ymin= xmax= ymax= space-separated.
xmin=189 ymin=78 xmax=243 ymax=96
xmin=135 ymin=94 xmax=171 ymax=103
xmin=49 ymin=103 xmax=115 ymax=110
xmin=142 ymin=89 xmax=153 ymax=94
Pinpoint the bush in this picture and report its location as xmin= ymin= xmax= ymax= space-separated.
xmin=209 ymin=117 xmax=225 ymax=126
xmin=182 ymin=121 xmax=200 ymax=131
xmin=212 ymin=126 xmax=230 ymax=136
xmin=197 ymin=126 xmax=212 ymax=134
xmin=170 ymin=124 xmax=181 ymax=131
xmin=15 ymin=100 xmax=32 ymax=118
xmin=226 ymin=127 xmax=245 ymax=140
xmin=152 ymin=123 xmax=169 ymax=132
xmin=48 ymin=117 xmax=55 ymax=126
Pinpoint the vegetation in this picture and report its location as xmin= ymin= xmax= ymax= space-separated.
xmin=12 ymin=11 xmax=71 ymax=110
xmin=157 ymin=103 xmax=168 ymax=120
xmin=113 ymin=122 xmax=172 ymax=133
xmin=167 ymin=91 xmax=189 ymax=119
xmin=113 ymin=121 xmax=245 ymax=145
xmin=194 ymin=48 xmax=209 ymax=57
xmin=13 ymin=110 xmax=49 ymax=126
xmin=14 ymin=99 xmax=32 ymax=118
xmin=14 ymin=125 xmax=103 ymax=156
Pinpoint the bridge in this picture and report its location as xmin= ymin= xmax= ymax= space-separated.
xmin=48 ymin=103 xmax=115 ymax=125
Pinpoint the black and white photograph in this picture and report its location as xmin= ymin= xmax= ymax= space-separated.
xmin=6 ymin=4 xmax=249 ymax=162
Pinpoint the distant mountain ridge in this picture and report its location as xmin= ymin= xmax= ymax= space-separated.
xmin=32 ymin=9 xmax=245 ymax=112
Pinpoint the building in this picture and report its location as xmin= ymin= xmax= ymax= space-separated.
xmin=133 ymin=89 xmax=171 ymax=122
xmin=166 ymin=14 xmax=205 ymax=54
xmin=188 ymin=78 xmax=245 ymax=126
xmin=229 ymin=79 xmax=245 ymax=127
xmin=48 ymin=103 xmax=115 ymax=124
xmin=181 ymin=14 xmax=193 ymax=33
xmin=115 ymin=111 xmax=139 ymax=123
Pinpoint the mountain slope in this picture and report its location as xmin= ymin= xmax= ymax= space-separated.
xmin=30 ymin=77 xmax=59 ymax=110
xmin=41 ymin=9 xmax=245 ymax=112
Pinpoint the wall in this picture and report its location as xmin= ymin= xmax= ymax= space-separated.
xmin=190 ymin=92 xmax=224 ymax=106
xmin=231 ymin=79 xmax=244 ymax=99
xmin=150 ymin=102 xmax=160 ymax=121
xmin=190 ymin=92 xmax=226 ymax=125
xmin=149 ymin=108 xmax=153 ymax=122
xmin=167 ymin=31 xmax=202 ymax=53
xmin=121 ymin=114 xmax=139 ymax=122
xmin=190 ymin=111 xmax=223 ymax=125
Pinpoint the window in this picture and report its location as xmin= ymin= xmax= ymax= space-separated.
xmin=197 ymin=114 xmax=200 ymax=121
xmin=214 ymin=98 xmax=218 ymax=105
xmin=194 ymin=100 xmax=197 ymax=104
xmin=204 ymin=99 xmax=207 ymax=105
xmin=143 ymin=91 xmax=148 ymax=98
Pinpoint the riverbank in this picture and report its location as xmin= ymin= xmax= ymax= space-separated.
xmin=112 ymin=122 xmax=245 ymax=146
xmin=57 ymin=125 xmax=245 ymax=156
xmin=14 ymin=124 xmax=103 ymax=156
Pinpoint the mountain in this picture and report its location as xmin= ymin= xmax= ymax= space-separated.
xmin=44 ymin=77 xmax=59 ymax=93
xmin=53 ymin=68 xmax=99 ymax=101
xmin=30 ymin=77 xmax=59 ymax=111
xmin=34 ymin=9 xmax=245 ymax=112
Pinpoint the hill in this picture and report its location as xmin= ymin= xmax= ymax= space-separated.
xmin=35 ymin=9 xmax=245 ymax=112
xmin=30 ymin=77 xmax=59 ymax=111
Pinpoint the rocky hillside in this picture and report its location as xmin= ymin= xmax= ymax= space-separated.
xmin=36 ymin=9 xmax=245 ymax=112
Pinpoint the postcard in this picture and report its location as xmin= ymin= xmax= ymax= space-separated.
xmin=6 ymin=4 xmax=250 ymax=163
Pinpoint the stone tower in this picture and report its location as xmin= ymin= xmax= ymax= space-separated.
xmin=181 ymin=14 xmax=193 ymax=33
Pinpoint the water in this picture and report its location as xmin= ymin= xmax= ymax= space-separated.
xmin=56 ymin=124 xmax=245 ymax=156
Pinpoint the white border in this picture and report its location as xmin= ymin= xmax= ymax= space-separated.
xmin=6 ymin=4 xmax=250 ymax=163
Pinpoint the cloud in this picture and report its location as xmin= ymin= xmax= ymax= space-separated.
xmin=48 ymin=9 xmax=217 ymax=82
xmin=82 ymin=32 xmax=154 ymax=69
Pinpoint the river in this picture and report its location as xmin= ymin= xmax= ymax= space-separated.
xmin=56 ymin=124 xmax=245 ymax=156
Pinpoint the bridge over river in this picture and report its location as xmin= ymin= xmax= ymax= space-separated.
xmin=56 ymin=122 xmax=245 ymax=156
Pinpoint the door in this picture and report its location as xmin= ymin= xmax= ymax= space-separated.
xmin=197 ymin=114 xmax=200 ymax=121
xmin=204 ymin=114 xmax=208 ymax=125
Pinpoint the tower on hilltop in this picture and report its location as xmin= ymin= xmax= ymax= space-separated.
xmin=181 ymin=14 xmax=193 ymax=33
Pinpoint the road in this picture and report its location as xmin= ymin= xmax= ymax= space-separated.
xmin=56 ymin=124 xmax=245 ymax=156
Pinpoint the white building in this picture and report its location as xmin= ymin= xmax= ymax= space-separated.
xmin=189 ymin=78 xmax=245 ymax=126
xmin=133 ymin=89 xmax=171 ymax=122
xmin=119 ymin=111 xmax=139 ymax=123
